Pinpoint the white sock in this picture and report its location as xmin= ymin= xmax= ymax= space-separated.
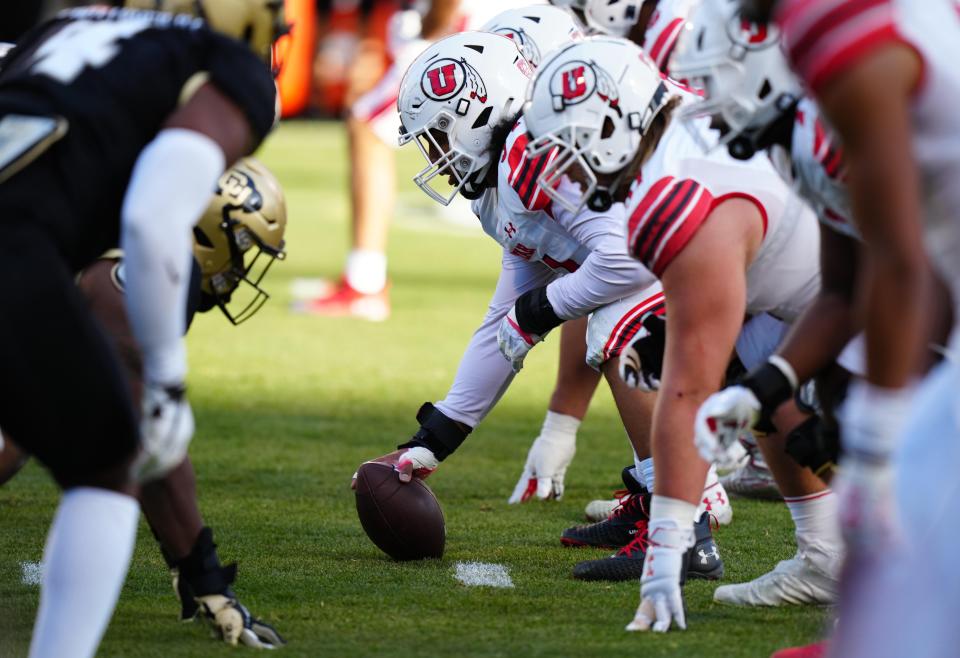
xmin=29 ymin=487 xmax=140 ymax=658
xmin=633 ymin=455 xmax=655 ymax=492
xmin=345 ymin=249 xmax=387 ymax=294
xmin=784 ymin=490 xmax=843 ymax=574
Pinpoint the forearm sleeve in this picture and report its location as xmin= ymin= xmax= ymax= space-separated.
xmin=435 ymin=251 xmax=555 ymax=427
xmin=121 ymin=128 xmax=225 ymax=384
xmin=546 ymin=233 xmax=657 ymax=320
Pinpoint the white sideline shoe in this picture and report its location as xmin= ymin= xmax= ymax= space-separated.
xmin=584 ymin=497 xmax=621 ymax=522
xmin=713 ymin=551 xmax=838 ymax=606
xmin=720 ymin=452 xmax=781 ymax=500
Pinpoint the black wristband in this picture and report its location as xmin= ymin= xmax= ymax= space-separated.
xmin=398 ymin=402 xmax=472 ymax=461
xmin=177 ymin=526 xmax=237 ymax=597
xmin=740 ymin=361 xmax=794 ymax=416
xmin=514 ymin=286 xmax=564 ymax=337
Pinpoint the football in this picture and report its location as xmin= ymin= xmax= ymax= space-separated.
xmin=354 ymin=462 xmax=446 ymax=561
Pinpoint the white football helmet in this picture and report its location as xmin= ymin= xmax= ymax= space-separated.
xmin=669 ymin=0 xmax=801 ymax=159
xmin=583 ymin=0 xmax=643 ymax=37
xmin=523 ymin=36 xmax=676 ymax=212
xmin=481 ymin=5 xmax=584 ymax=69
xmin=397 ymin=31 xmax=533 ymax=205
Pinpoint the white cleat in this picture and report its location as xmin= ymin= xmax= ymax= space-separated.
xmin=719 ymin=452 xmax=781 ymax=500
xmin=700 ymin=479 xmax=733 ymax=526
xmin=713 ymin=551 xmax=838 ymax=606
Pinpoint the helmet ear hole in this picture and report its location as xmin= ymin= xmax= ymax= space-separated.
xmin=472 ymin=106 xmax=494 ymax=129
xmin=757 ymin=79 xmax=772 ymax=100
xmin=193 ymin=226 xmax=214 ymax=248
xmin=601 ymin=115 xmax=616 ymax=139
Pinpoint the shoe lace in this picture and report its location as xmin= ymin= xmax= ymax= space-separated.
xmin=609 ymin=490 xmax=644 ymax=520
xmin=616 ymin=519 xmax=650 ymax=557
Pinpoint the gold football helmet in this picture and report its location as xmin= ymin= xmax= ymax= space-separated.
xmin=123 ymin=0 xmax=288 ymax=64
xmin=193 ymin=157 xmax=287 ymax=324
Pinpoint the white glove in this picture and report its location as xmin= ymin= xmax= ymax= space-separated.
xmin=508 ymin=431 xmax=576 ymax=503
xmin=836 ymin=381 xmax=912 ymax=550
xmin=694 ymin=386 xmax=761 ymax=469
xmin=627 ymin=520 xmax=693 ymax=633
xmin=395 ymin=446 xmax=439 ymax=483
xmin=497 ymin=307 xmax=544 ymax=373
xmin=134 ymin=383 xmax=194 ymax=482
xmin=196 ymin=594 xmax=286 ymax=649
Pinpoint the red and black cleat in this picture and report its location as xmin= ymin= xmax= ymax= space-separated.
xmin=561 ymin=466 xmax=649 ymax=549
xmin=572 ymin=512 xmax=724 ymax=582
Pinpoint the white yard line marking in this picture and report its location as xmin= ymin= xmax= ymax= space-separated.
xmin=454 ymin=561 xmax=514 ymax=588
xmin=20 ymin=561 xmax=44 ymax=586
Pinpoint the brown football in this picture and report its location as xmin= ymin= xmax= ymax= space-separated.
xmin=355 ymin=462 xmax=445 ymax=561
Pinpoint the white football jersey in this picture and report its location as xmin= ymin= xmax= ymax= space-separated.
xmin=624 ymin=103 xmax=821 ymax=322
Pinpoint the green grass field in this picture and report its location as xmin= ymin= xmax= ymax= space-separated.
xmin=0 ymin=121 xmax=828 ymax=657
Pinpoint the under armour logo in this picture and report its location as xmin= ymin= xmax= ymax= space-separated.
xmin=698 ymin=547 xmax=720 ymax=564
xmin=504 ymin=222 xmax=517 ymax=237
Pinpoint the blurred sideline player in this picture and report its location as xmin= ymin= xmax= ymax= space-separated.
xmin=297 ymin=0 xmax=519 ymax=321
xmin=0 ymin=2 xmax=283 ymax=655
xmin=772 ymin=1 xmax=960 ymax=657
xmin=522 ymin=37 xmax=830 ymax=629
xmin=0 ymin=158 xmax=288 ymax=648
xmin=357 ymin=16 xmax=726 ymax=582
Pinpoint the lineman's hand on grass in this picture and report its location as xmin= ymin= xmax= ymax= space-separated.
xmin=196 ymin=594 xmax=286 ymax=649
xmin=627 ymin=521 xmax=691 ymax=633
xmin=508 ymin=431 xmax=575 ymax=503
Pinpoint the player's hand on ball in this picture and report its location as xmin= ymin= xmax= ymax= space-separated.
xmin=694 ymin=386 xmax=761 ymax=469
xmin=627 ymin=520 xmax=692 ymax=633
xmin=196 ymin=594 xmax=286 ymax=649
xmin=508 ymin=432 xmax=575 ymax=503
xmin=351 ymin=447 xmax=439 ymax=489
xmin=618 ymin=312 xmax=665 ymax=391
xmin=497 ymin=307 xmax=544 ymax=373
xmin=134 ymin=382 xmax=194 ymax=482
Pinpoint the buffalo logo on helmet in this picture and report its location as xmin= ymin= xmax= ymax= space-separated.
xmin=421 ymin=57 xmax=488 ymax=104
xmin=490 ymin=27 xmax=542 ymax=67
xmin=549 ymin=60 xmax=620 ymax=115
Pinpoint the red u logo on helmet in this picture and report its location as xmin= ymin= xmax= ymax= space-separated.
xmin=427 ymin=64 xmax=458 ymax=97
xmin=562 ymin=66 xmax=586 ymax=100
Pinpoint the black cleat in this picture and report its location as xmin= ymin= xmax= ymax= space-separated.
xmin=572 ymin=511 xmax=724 ymax=582
xmin=686 ymin=512 xmax=724 ymax=580
xmin=561 ymin=467 xmax=649 ymax=549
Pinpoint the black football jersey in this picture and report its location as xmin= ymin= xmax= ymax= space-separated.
xmin=0 ymin=6 xmax=277 ymax=271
